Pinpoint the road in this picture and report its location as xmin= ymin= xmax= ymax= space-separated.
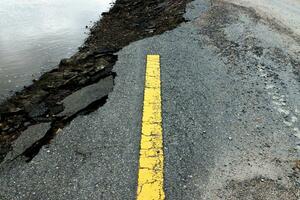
xmin=226 ymin=0 xmax=300 ymax=36
xmin=0 ymin=0 xmax=300 ymax=199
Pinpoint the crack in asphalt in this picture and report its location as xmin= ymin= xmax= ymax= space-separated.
xmin=22 ymin=95 xmax=110 ymax=162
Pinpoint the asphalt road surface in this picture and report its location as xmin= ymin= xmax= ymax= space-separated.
xmin=1 ymin=0 xmax=300 ymax=199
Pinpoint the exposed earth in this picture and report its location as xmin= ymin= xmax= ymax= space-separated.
xmin=0 ymin=0 xmax=300 ymax=199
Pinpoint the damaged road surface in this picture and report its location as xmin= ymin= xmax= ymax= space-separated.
xmin=1 ymin=0 xmax=300 ymax=199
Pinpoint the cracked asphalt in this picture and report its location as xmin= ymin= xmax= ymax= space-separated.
xmin=1 ymin=0 xmax=300 ymax=199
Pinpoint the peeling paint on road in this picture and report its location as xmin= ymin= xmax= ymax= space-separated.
xmin=137 ymin=55 xmax=165 ymax=200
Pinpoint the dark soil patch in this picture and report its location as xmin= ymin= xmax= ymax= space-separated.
xmin=0 ymin=0 xmax=191 ymax=162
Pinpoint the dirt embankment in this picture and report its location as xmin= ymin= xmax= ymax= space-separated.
xmin=0 ymin=0 xmax=191 ymax=162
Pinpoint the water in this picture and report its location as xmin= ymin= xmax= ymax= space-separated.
xmin=0 ymin=0 xmax=114 ymax=102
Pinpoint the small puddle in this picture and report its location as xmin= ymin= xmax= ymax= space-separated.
xmin=0 ymin=0 xmax=114 ymax=102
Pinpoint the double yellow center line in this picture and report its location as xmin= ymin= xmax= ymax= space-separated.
xmin=137 ymin=55 xmax=165 ymax=200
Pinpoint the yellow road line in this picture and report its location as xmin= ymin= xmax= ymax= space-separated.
xmin=137 ymin=55 xmax=165 ymax=200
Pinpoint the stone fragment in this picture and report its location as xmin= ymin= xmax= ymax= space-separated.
xmin=4 ymin=123 xmax=51 ymax=162
xmin=58 ymin=75 xmax=113 ymax=117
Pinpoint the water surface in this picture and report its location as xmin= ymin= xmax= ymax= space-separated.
xmin=0 ymin=0 xmax=114 ymax=102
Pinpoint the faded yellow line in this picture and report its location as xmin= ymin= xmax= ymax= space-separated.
xmin=137 ymin=55 xmax=165 ymax=200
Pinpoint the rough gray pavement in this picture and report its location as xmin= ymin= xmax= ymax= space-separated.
xmin=0 ymin=0 xmax=300 ymax=199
